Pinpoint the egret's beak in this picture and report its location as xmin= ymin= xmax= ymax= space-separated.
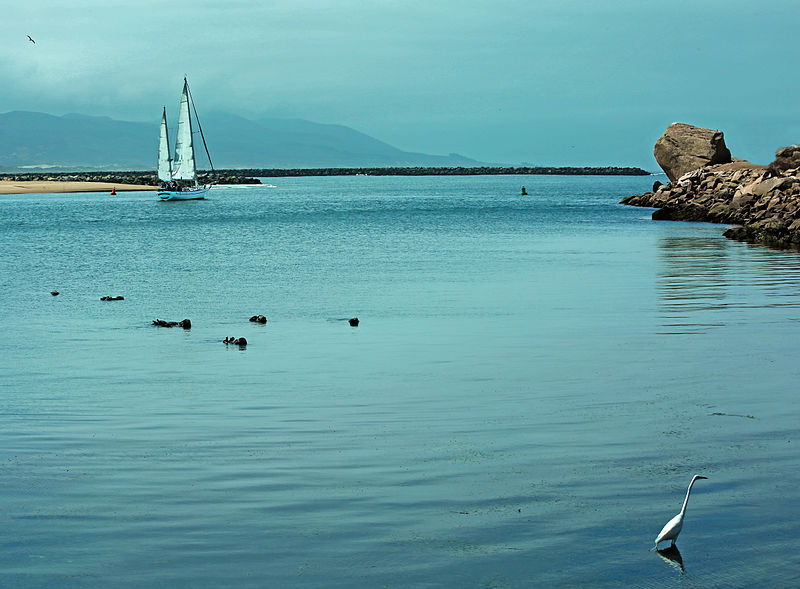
xmin=697 ymin=476 xmax=708 ymax=479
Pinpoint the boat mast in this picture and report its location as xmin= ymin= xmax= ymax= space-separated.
xmin=185 ymin=79 xmax=215 ymax=174
xmin=185 ymin=77 xmax=198 ymax=185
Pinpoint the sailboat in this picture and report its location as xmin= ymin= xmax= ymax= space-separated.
xmin=157 ymin=77 xmax=214 ymax=201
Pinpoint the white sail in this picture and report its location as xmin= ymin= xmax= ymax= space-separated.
xmin=172 ymin=78 xmax=196 ymax=181
xmin=157 ymin=108 xmax=173 ymax=182
xmin=156 ymin=77 xmax=213 ymax=200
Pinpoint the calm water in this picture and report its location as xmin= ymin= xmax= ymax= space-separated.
xmin=1 ymin=175 xmax=798 ymax=587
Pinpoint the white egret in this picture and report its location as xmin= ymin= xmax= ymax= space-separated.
xmin=654 ymin=475 xmax=708 ymax=548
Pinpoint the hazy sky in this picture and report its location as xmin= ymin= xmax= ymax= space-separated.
xmin=3 ymin=0 xmax=799 ymax=168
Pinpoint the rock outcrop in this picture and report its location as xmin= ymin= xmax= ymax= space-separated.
xmin=654 ymin=123 xmax=732 ymax=182
xmin=621 ymin=150 xmax=800 ymax=249
xmin=622 ymin=122 xmax=800 ymax=249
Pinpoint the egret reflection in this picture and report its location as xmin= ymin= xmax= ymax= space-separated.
xmin=656 ymin=544 xmax=684 ymax=573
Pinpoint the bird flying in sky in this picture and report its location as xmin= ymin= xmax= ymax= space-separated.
xmin=27 ymin=35 xmax=35 ymax=44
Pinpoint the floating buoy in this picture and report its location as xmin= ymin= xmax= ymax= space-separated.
xmin=110 ymin=187 xmax=116 ymax=195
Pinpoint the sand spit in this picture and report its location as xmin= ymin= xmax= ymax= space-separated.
xmin=0 ymin=181 xmax=157 ymax=195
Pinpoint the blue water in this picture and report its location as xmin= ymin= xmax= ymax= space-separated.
xmin=1 ymin=175 xmax=798 ymax=587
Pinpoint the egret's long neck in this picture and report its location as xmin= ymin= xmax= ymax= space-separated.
xmin=680 ymin=477 xmax=698 ymax=514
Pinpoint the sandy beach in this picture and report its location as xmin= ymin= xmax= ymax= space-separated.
xmin=0 ymin=181 xmax=157 ymax=195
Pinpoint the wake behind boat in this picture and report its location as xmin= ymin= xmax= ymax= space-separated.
xmin=157 ymin=77 xmax=214 ymax=201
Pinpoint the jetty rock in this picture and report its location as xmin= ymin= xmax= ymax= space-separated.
xmin=621 ymin=128 xmax=800 ymax=249
xmin=654 ymin=123 xmax=732 ymax=182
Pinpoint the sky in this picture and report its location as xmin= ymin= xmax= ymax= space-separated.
xmin=3 ymin=0 xmax=800 ymax=169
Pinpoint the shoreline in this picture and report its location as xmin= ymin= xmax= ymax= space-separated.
xmin=0 ymin=181 xmax=157 ymax=195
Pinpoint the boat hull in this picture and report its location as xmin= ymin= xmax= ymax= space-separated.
xmin=158 ymin=186 xmax=209 ymax=201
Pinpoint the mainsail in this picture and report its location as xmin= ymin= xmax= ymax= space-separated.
xmin=157 ymin=107 xmax=173 ymax=182
xmin=172 ymin=78 xmax=196 ymax=181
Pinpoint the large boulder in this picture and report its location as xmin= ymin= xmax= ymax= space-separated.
xmin=654 ymin=123 xmax=732 ymax=182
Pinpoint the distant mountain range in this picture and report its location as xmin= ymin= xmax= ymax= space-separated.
xmin=0 ymin=110 xmax=479 ymax=171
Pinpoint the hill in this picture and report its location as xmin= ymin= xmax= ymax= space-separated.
xmin=0 ymin=110 xmax=478 ymax=171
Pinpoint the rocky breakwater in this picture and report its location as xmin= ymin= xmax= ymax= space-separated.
xmin=3 ymin=171 xmax=261 ymax=186
xmin=621 ymin=123 xmax=800 ymax=249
